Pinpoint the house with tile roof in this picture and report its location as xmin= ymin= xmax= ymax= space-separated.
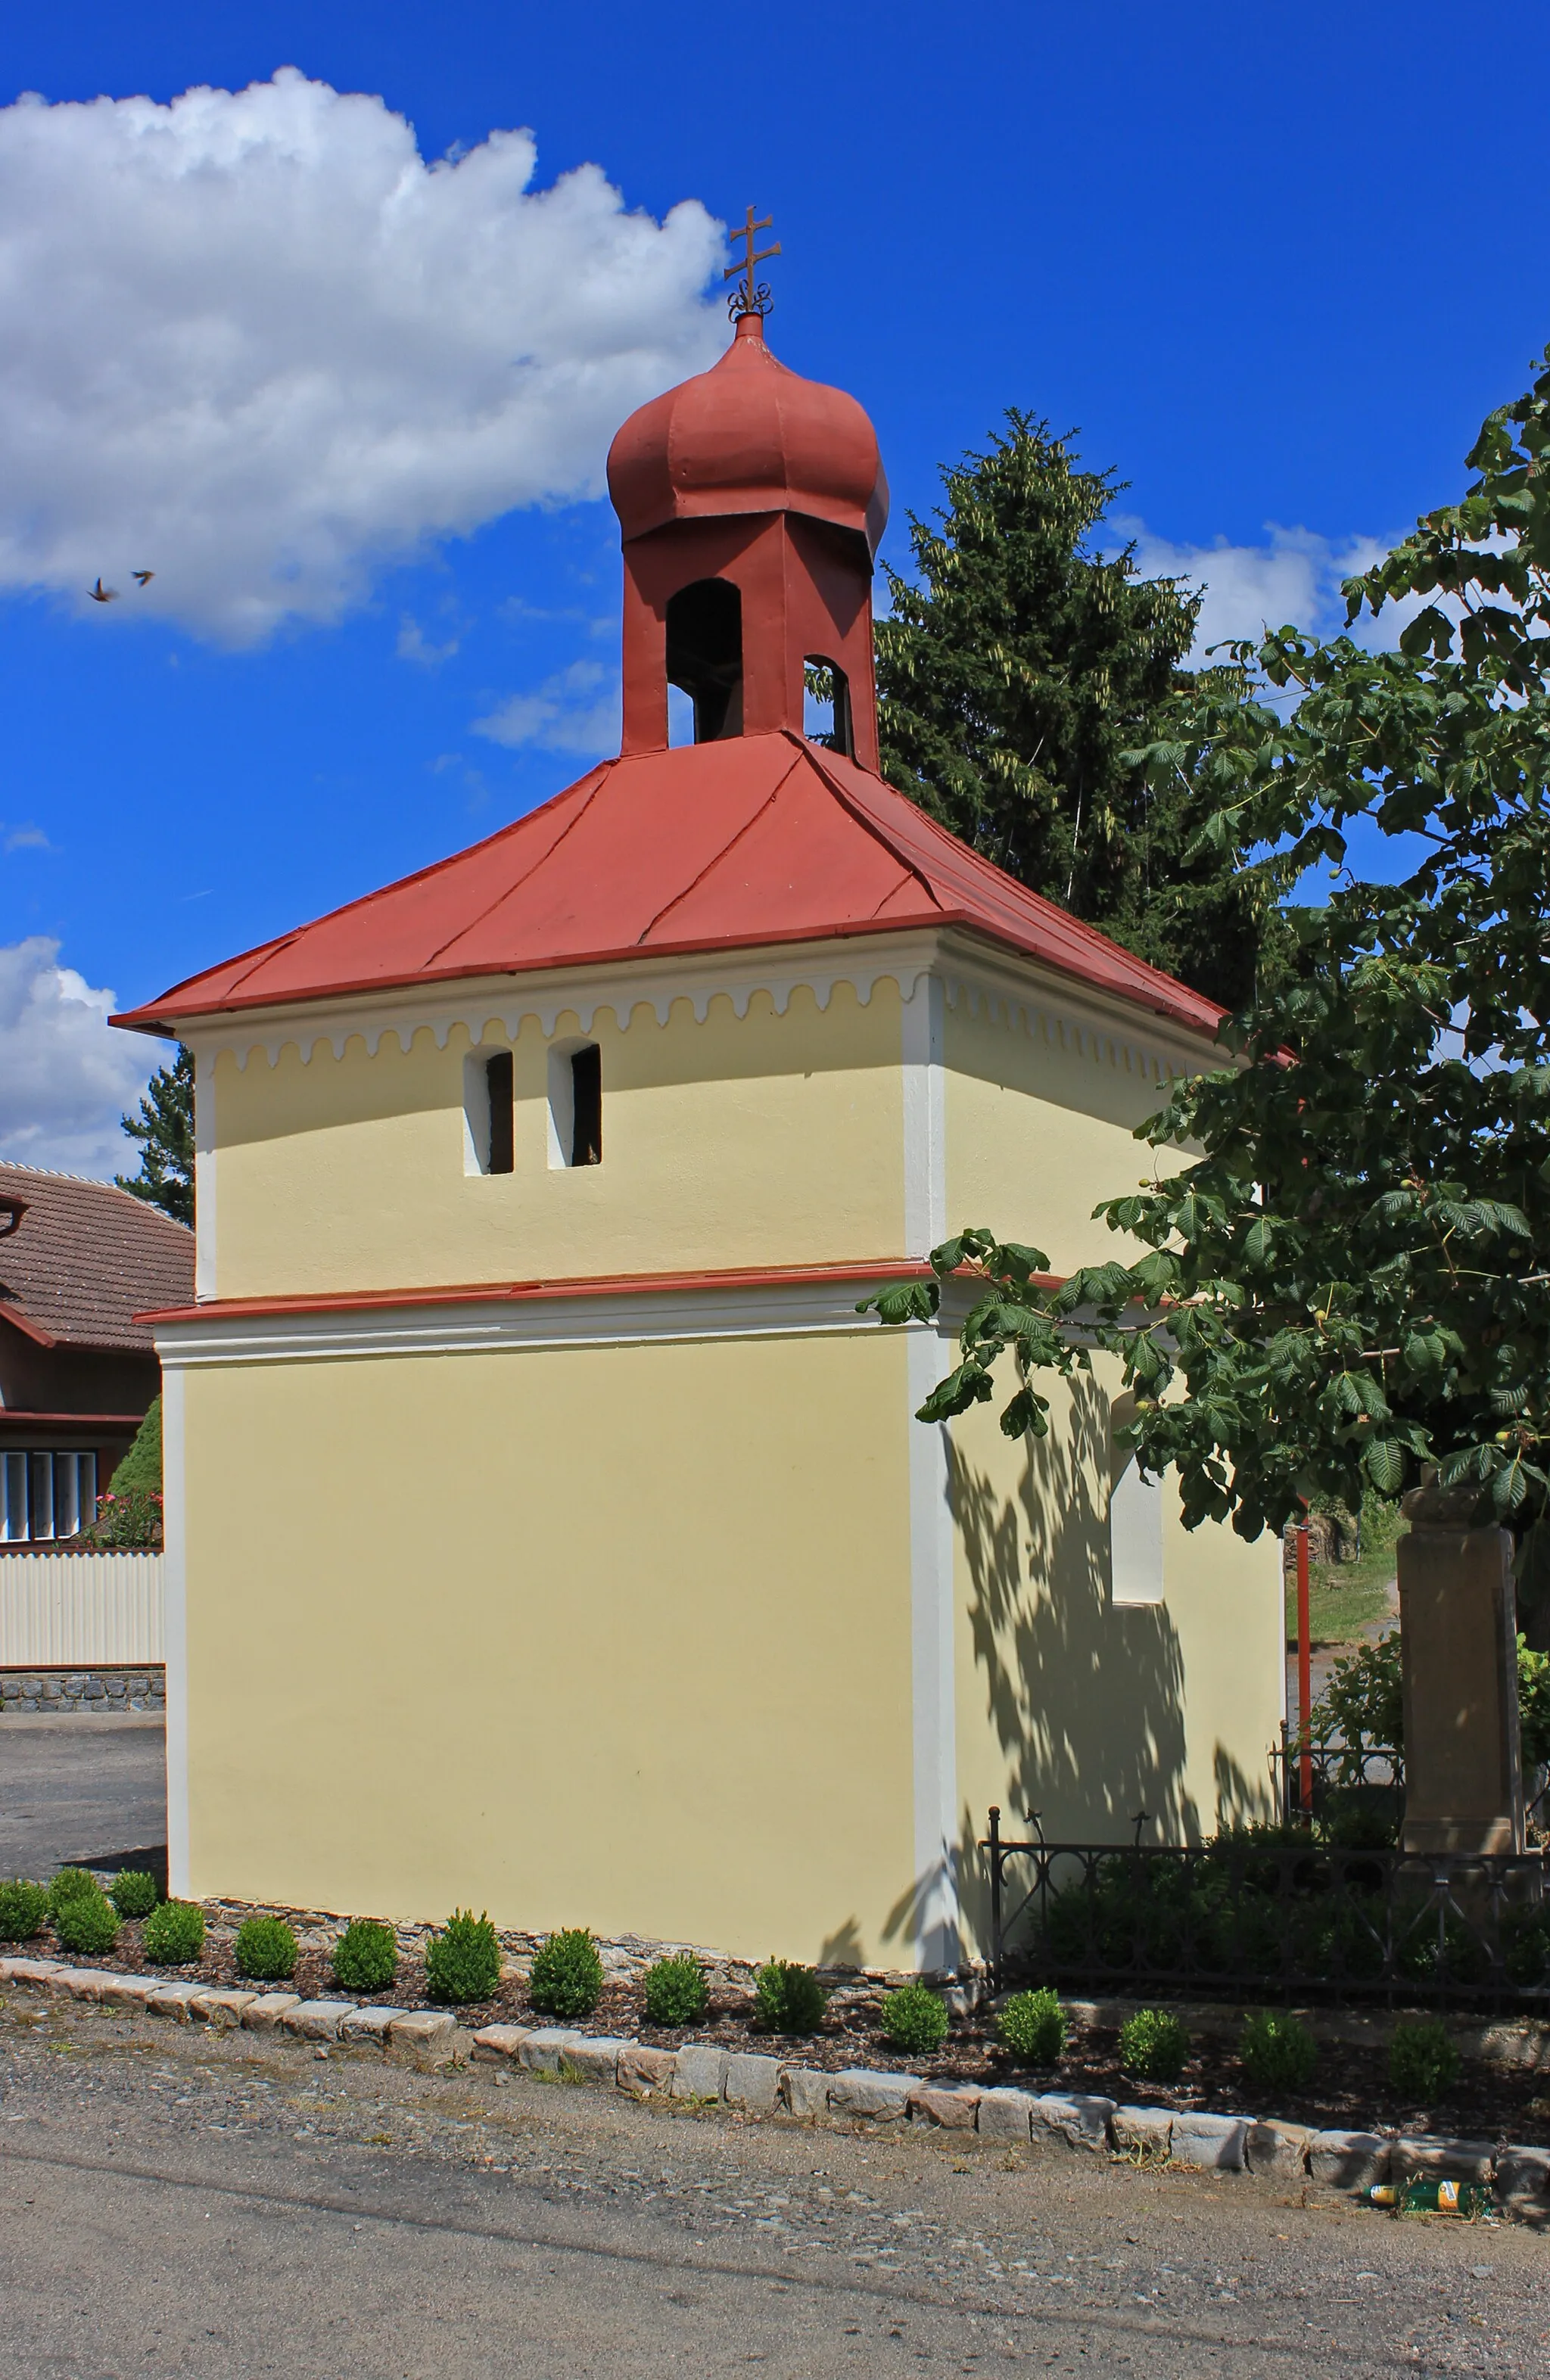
xmin=0 ymin=1163 xmax=193 ymax=1542
xmin=114 ymin=302 xmax=1282 ymax=1969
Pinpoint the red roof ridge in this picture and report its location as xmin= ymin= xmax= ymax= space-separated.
xmin=779 ymin=729 xmax=951 ymax=920
xmin=421 ymin=761 xmax=614 ymax=971
xmin=635 ymin=744 xmax=807 ymax=941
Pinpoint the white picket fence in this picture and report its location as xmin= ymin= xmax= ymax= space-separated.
xmin=0 ymin=1551 xmax=164 ymax=1666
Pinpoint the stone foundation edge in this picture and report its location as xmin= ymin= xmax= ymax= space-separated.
xmin=2 ymin=1954 xmax=1545 ymax=2222
xmin=0 ymin=1666 xmax=166 ymax=1713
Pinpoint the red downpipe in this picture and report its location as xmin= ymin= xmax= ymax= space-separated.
xmin=1296 ymin=1517 xmax=1313 ymax=1815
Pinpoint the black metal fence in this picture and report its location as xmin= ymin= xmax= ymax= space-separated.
xmin=983 ymin=1806 xmax=1550 ymax=2011
xmin=1268 ymin=1731 xmax=1404 ymax=1830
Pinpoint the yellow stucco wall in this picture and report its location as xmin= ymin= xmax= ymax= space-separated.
xmin=945 ymin=1355 xmax=1284 ymax=1957
xmin=210 ymin=979 xmax=905 ymax=1297
xmin=179 ymin=1328 xmax=918 ymax=1964
xmin=943 ymin=993 xmax=1196 ymax=1271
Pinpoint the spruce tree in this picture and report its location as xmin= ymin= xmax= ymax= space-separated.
xmin=117 ymin=1045 xmax=193 ymax=1227
xmin=875 ymin=413 xmax=1270 ymax=1008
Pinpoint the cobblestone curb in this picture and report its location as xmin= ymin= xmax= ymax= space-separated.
xmin=3 ymin=1955 xmax=1546 ymax=2222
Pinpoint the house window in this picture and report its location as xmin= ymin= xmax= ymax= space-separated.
xmin=462 ymin=1047 xmax=514 ymax=1176
xmin=803 ymin=656 xmax=854 ymax=758
xmin=1108 ymin=1395 xmax=1164 ymax=1606
xmin=665 ymin=578 xmax=742 ymax=742
xmin=0 ymin=1450 xmax=98 ymax=1543
xmin=547 ymin=1040 xmax=602 ymax=1168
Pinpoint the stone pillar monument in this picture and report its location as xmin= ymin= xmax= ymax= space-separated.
xmin=1398 ymin=1476 xmax=1524 ymax=1856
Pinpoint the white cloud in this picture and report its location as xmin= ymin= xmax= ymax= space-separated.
xmin=2 ymin=823 xmax=53 ymax=852
xmin=0 ymin=938 xmax=157 ymax=1178
xmin=0 ymin=71 xmax=726 ymax=645
xmin=1112 ymin=518 xmax=1397 ymax=661
xmin=473 ymin=659 xmax=620 ymax=757
xmin=397 ymin=614 xmax=459 ymax=666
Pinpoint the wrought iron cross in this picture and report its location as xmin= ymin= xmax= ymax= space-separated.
xmin=724 ymin=205 xmax=780 ymax=319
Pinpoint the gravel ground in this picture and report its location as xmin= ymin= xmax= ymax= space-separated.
xmin=2 ymin=1988 xmax=1548 ymax=2378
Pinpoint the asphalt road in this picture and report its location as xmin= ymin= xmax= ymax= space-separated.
xmin=0 ymin=1715 xmax=167 ymax=1877
xmin=2 ymin=1993 xmax=1546 ymax=2377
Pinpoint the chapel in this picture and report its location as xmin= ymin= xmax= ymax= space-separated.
xmin=118 ymin=260 xmax=1283 ymax=1970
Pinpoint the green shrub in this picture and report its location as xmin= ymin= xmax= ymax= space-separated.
xmin=1389 ymin=2018 xmax=1459 ymax=2102
xmin=754 ymin=1958 xmax=827 ymax=2035
xmin=331 ymin=1918 xmax=398 ymax=1993
xmin=879 ymin=1982 xmax=949 ymax=2058
xmin=234 ymin=1915 xmax=297 ymax=1981
xmin=529 ymin=1927 xmax=603 ymax=2021
xmin=642 ymin=1953 xmax=708 ymax=2027
xmin=54 ymin=1890 xmax=120 ymax=1955
xmin=0 ymin=1879 xmax=49 ymax=1942
xmin=108 ymin=1870 xmax=160 ymax=1920
xmin=48 ymin=1866 xmax=100 ymax=1915
xmin=142 ymin=1899 xmax=205 ymax=1965
xmin=1238 ymin=2009 xmax=1318 ymax=2094
xmin=1119 ymin=2007 xmax=1191 ymax=2085
xmin=425 ymin=1910 xmax=502 ymax=2005
xmin=997 ymin=1986 xmax=1066 ymax=2066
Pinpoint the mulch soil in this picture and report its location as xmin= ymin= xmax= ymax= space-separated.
xmin=22 ymin=1912 xmax=1550 ymax=2149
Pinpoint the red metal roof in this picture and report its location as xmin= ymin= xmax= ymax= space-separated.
xmin=114 ymin=732 xmax=1223 ymax=1041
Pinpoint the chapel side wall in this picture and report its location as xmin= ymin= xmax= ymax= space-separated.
xmin=207 ymin=977 xmax=905 ymax=1299
xmin=946 ymin=1360 xmax=1284 ymax=1960
xmin=177 ymin=1329 xmax=918 ymax=1964
xmin=942 ymin=991 xmax=1200 ymax=1274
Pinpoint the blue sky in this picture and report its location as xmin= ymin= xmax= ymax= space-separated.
xmin=2 ymin=2 xmax=1548 ymax=1171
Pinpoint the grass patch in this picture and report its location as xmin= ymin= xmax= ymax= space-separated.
xmin=1286 ymin=1499 xmax=1407 ymax=1646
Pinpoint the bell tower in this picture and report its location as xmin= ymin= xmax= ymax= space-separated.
xmin=605 ymin=220 xmax=889 ymax=771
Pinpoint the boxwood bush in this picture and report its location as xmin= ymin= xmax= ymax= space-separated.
xmin=108 ymin=1870 xmax=160 ymax=1920
xmin=425 ymin=1910 xmax=502 ymax=2005
xmin=642 ymin=1953 xmax=708 ymax=2027
xmin=235 ymin=1915 xmax=298 ymax=1981
xmin=48 ymin=1866 xmax=100 ymax=1915
xmin=0 ymin=1879 xmax=49 ymax=1941
xmin=753 ymin=1958 xmax=827 ymax=2036
xmin=997 ymin=1986 xmax=1066 ymax=2066
xmin=1389 ymin=2018 xmax=1459 ymax=2102
xmin=142 ymin=1899 xmax=205 ymax=1965
xmin=54 ymin=1889 xmax=120 ymax=1955
xmin=1119 ymin=2007 xmax=1191 ymax=2085
xmin=879 ymin=1982 xmax=949 ymax=2058
xmin=529 ymin=1927 xmax=604 ymax=2021
xmin=331 ymin=1918 xmax=398 ymax=1993
xmin=1239 ymin=2008 xmax=1318 ymax=2094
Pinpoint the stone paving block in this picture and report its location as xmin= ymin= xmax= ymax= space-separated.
xmin=340 ymin=2005 xmax=405 ymax=2044
xmin=96 ymin=1974 xmax=163 ymax=2012
xmin=1495 ymin=2148 xmax=1550 ymax=2211
xmin=145 ymin=1983 xmax=207 ymax=2022
xmin=565 ymin=2037 xmax=628 ymax=2087
xmin=617 ymin=2043 xmax=676 ymax=2098
xmin=829 ymin=2068 xmax=919 ymax=2121
xmin=191 ymin=1989 xmax=259 ymax=2027
xmin=518 ymin=2026 xmax=587 ymax=2076
xmin=472 ymin=2023 xmax=533 ymax=2062
xmin=908 ymin=2085 xmax=982 ymax=2131
xmin=724 ymin=2052 xmax=781 ymax=2114
xmin=1393 ymin=2135 xmax=1496 ymax=2187
xmin=976 ymin=2088 xmax=1036 ymax=2143
xmin=671 ymin=2044 xmax=730 ymax=2102
xmin=1309 ymin=2130 xmax=1390 ymax=2192
xmin=55 ymin=1968 xmax=119 ymax=2001
xmin=1112 ymin=2105 xmax=1173 ymax=2160
xmin=281 ymin=1999 xmax=356 ymax=2042
xmin=388 ymin=2011 xmax=461 ymax=2066
xmin=1035 ymin=2093 xmax=1115 ymax=2153
xmin=240 ymin=1993 xmax=302 ymax=2033
xmin=1171 ymin=2113 xmax=1251 ymax=2171
xmin=1246 ymin=2120 xmax=1311 ymax=2180
xmin=0 ymin=1957 xmax=63 ymax=1984
xmin=780 ymin=2066 xmax=832 ymax=2120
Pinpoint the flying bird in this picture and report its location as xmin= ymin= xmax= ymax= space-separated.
xmin=132 ymin=570 xmax=154 ymax=586
xmin=89 ymin=578 xmax=117 ymax=603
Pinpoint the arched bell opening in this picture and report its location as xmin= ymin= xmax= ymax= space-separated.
xmin=666 ymin=578 xmax=744 ymax=743
xmin=802 ymin=655 xmax=854 ymax=759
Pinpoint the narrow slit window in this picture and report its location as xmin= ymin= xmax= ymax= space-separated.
xmin=485 ymin=1050 xmax=514 ymax=1174
xmin=570 ymin=1044 xmax=602 ymax=1166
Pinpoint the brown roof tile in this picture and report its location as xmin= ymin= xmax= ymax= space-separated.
xmin=0 ymin=1163 xmax=194 ymax=1352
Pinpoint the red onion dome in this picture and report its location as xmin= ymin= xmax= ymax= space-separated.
xmin=607 ymin=312 xmax=888 ymax=554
